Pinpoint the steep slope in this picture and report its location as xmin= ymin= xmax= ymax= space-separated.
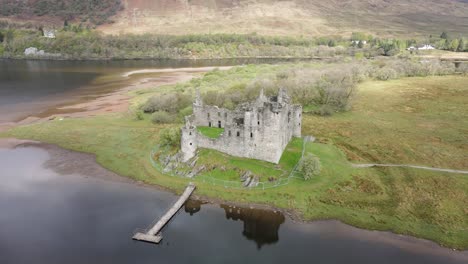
xmin=1 ymin=0 xmax=467 ymax=37
xmin=96 ymin=0 xmax=468 ymax=36
xmin=0 ymin=0 xmax=123 ymax=25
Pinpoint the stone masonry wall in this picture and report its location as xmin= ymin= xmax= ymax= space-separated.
xmin=181 ymin=89 xmax=302 ymax=164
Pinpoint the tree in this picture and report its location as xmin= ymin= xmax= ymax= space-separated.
xmin=299 ymin=153 xmax=321 ymax=180
xmin=159 ymin=127 xmax=181 ymax=148
xmin=450 ymin=39 xmax=460 ymax=52
xmin=440 ymin=32 xmax=448 ymax=40
xmin=357 ymin=40 xmax=364 ymax=48
xmin=457 ymin=38 xmax=465 ymax=52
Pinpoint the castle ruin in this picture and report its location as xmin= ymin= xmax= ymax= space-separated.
xmin=181 ymin=88 xmax=302 ymax=164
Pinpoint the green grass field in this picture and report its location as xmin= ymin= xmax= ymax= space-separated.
xmin=2 ymin=74 xmax=467 ymax=249
xmin=194 ymin=137 xmax=303 ymax=182
xmin=197 ymin=127 xmax=224 ymax=139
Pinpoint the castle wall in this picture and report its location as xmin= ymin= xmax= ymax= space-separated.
xmin=193 ymin=105 xmax=242 ymax=128
xmin=194 ymin=127 xmax=283 ymax=164
xmin=181 ymin=89 xmax=302 ymax=164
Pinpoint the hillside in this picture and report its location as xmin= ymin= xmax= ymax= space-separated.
xmin=0 ymin=0 xmax=123 ymax=25
xmin=1 ymin=0 xmax=467 ymax=37
xmin=98 ymin=0 xmax=468 ymax=37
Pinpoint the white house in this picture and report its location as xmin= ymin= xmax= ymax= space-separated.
xmin=407 ymin=44 xmax=435 ymax=51
xmin=43 ymin=29 xmax=56 ymax=39
xmin=351 ymin=40 xmax=367 ymax=45
xmin=418 ymin=44 xmax=435 ymax=50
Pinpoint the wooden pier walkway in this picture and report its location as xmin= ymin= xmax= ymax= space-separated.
xmin=132 ymin=183 xmax=196 ymax=244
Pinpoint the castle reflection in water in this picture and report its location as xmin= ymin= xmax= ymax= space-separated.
xmin=184 ymin=199 xmax=285 ymax=249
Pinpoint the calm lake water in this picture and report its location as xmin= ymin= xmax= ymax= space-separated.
xmin=1 ymin=59 xmax=467 ymax=263
xmin=0 ymin=146 xmax=467 ymax=264
xmin=0 ymin=58 xmax=299 ymax=122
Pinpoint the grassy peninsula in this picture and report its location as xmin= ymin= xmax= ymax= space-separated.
xmin=2 ymin=62 xmax=467 ymax=249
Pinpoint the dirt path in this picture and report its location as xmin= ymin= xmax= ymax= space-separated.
xmin=352 ymin=163 xmax=468 ymax=174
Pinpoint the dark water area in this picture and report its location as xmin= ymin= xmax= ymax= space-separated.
xmin=0 ymin=146 xmax=467 ymax=264
xmin=0 ymin=58 xmax=305 ymax=122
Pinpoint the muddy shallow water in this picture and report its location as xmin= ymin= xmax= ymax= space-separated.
xmin=0 ymin=144 xmax=466 ymax=264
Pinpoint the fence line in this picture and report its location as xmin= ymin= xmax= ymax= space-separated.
xmin=149 ymin=137 xmax=310 ymax=190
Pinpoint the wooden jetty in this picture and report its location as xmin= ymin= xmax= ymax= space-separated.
xmin=132 ymin=183 xmax=196 ymax=244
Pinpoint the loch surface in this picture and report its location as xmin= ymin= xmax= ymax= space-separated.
xmin=0 ymin=58 xmax=295 ymax=123
xmin=0 ymin=145 xmax=467 ymax=264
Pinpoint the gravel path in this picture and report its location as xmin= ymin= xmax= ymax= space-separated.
xmin=351 ymin=163 xmax=468 ymax=174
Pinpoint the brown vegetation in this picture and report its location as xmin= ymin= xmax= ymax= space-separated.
xmin=0 ymin=0 xmax=123 ymax=25
xmin=99 ymin=0 xmax=468 ymax=37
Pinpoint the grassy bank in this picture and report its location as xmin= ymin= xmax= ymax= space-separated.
xmin=2 ymin=72 xmax=467 ymax=249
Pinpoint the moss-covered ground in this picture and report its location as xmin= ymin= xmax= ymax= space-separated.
xmin=2 ymin=71 xmax=467 ymax=249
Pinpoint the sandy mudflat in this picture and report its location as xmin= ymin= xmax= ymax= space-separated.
xmin=0 ymin=67 xmax=224 ymax=132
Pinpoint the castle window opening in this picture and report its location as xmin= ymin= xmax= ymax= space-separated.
xmin=218 ymin=121 xmax=222 ymax=128
xmin=250 ymin=132 xmax=253 ymax=138
xmin=190 ymin=143 xmax=192 ymax=146
xmin=258 ymin=121 xmax=260 ymax=125
xmin=189 ymin=132 xmax=192 ymax=136
xmin=234 ymin=117 xmax=244 ymax=126
xmin=224 ymin=113 xmax=227 ymax=118
xmin=228 ymin=131 xmax=231 ymax=136
xmin=218 ymin=112 xmax=221 ymax=117
xmin=288 ymin=112 xmax=291 ymax=123
xmin=237 ymin=131 xmax=240 ymax=137
xmin=209 ymin=122 xmax=212 ymax=127
xmin=207 ymin=113 xmax=210 ymax=118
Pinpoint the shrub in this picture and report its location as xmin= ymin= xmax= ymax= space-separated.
xmin=299 ymin=153 xmax=321 ymax=180
xmin=151 ymin=111 xmax=174 ymax=124
xmin=178 ymin=106 xmax=193 ymax=120
xmin=132 ymin=110 xmax=144 ymax=120
xmin=375 ymin=67 xmax=398 ymax=80
xmin=142 ymin=92 xmax=191 ymax=114
xmin=159 ymin=127 xmax=181 ymax=148
xmin=314 ymin=105 xmax=335 ymax=116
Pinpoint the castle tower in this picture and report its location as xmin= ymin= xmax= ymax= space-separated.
xmin=194 ymin=87 xmax=203 ymax=107
xmin=181 ymin=116 xmax=197 ymax=162
xmin=277 ymin=87 xmax=291 ymax=104
xmin=255 ymin=88 xmax=267 ymax=107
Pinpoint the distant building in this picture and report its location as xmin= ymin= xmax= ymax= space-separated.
xmin=351 ymin=40 xmax=367 ymax=45
xmin=181 ymin=88 xmax=302 ymax=164
xmin=407 ymin=44 xmax=436 ymax=51
xmin=43 ymin=29 xmax=56 ymax=39
xmin=24 ymin=47 xmax=45 ymax=56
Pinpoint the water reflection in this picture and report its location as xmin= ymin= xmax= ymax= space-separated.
xmin=184 ymin=199 xmax=205 ymax=215
xmin=1 ymin=145 xmax=467 ymax=263
xmin=221 ymin=205 xmax=285 ymax=249
xmin=184 ymin=200 xmax=285 ymax=249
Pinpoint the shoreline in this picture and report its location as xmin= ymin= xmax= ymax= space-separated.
xmin=0 ymin=67 xmax=209 ymax=133
xmin=1 ymin=137 xmax=467 ymax=258
xmin=0 ymin=56 xmax=331 ymax=62
xmin=1 ymin=66 xmax=467 ymax=251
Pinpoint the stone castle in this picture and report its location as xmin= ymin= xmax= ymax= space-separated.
xmin=181 ymin=88 xmax=302 ymax=164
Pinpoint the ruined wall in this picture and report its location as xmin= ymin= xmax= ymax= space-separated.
xmin=181 ymin=90 xmax=302 ymax=164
